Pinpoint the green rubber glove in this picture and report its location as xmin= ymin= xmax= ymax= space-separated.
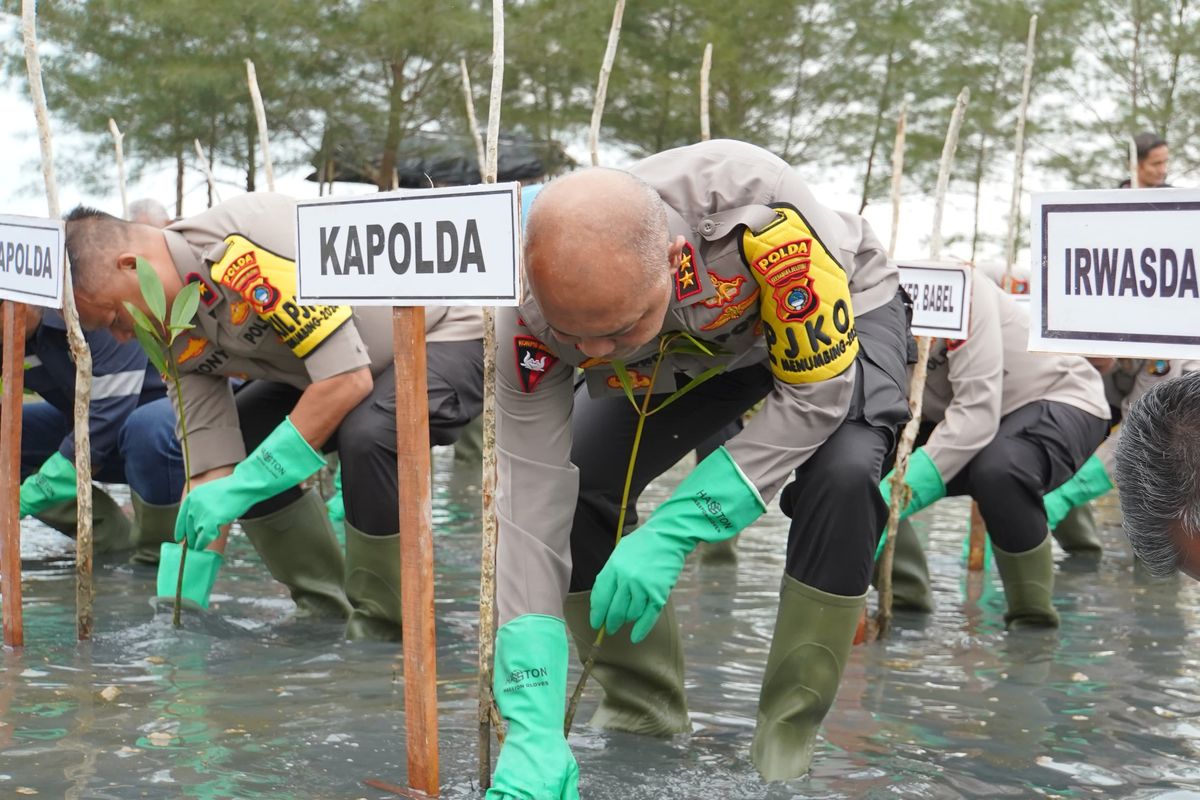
xmin=156 ymin=543 xmax=224 ymax=609
xmin=175 ymin=417 xmax=325 ymax=551
xmin=326 ymin=464 xmax=345 ymax=523
xmin=486 ymin=615 xmax=579 ymax=800
xmin=877 ymin=448 xmax=947 ymax=559
xmin=590 ymin=446 xmax=766 ymax=643
xmin=19 ymin=451 xmax=77 ymax=518
xmin=1044 ymin=454 xmax=1114 ymax=530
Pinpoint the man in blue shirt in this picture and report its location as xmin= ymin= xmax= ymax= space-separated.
xmin=7 ymin=301 xmax=183 ymax=562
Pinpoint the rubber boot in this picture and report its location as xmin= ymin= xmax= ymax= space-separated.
xmin=873 ymin=519 xmax=934 ymax=613
xmin=563 ymin=591 xmax=690 ymax=736
xmin=454 ymin=415 xmax=484 ymax=464
xmin=33 ymin=487 xmax=133 ymax=555
xmin=241 ymin=489 xmax=352 ymax=620
xmin=1051 ymin=503 xmax=1102 ymax=556
xmin=155 ymin=543 xmax=224 ymax=610
xmin=344 ymin=522 xmax=403 ymax=641
xmin=750 ymin=577 xmax=866 ymax=781
xmin=129 ymin=492 xmax=179 ymax=566
xmin=992 ymin=536 xmax=1060 ymax=629
xmin=698 ymin=534 xmax=739 ymax=565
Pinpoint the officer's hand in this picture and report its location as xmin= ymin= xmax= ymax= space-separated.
xmin=589 ymin=527 xmax=688 ymax=643
xmin=174 ymin=477 xmax=239 ymax=551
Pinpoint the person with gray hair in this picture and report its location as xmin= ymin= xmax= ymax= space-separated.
xmin=1114 ymin=370 xmax=1200 ymax=579
xmin=126 ymin=198 xmax=172 ymax=227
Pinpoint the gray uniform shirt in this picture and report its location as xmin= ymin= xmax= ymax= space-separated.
xmin=920 ymin=275 xmax=1110 ymax=483
xmin=496 ymin=140 xmax=899 ymax=625
xmin=163 ymin=192 xmax=482 ymax=476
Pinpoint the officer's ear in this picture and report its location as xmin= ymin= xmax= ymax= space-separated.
xmin=667 ymin=235 xmax=687 ymax=269
xmin=115 ymin=252 xmax=139 ymax=274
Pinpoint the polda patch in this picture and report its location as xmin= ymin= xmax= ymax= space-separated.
xmin=514 ymin=334 xmax=558 ymax=393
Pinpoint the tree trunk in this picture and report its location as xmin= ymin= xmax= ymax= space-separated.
xmin=859 ymin=37 xmax=898 ymax=214
xmin=246 ymin=119 xmax=257 ymax=193
xmin=377 ymin=60 xmax=407 ymax=192
xmin=970 ymin=129 xmax=988 ymax=263
xmin=175 ymin=147 xmax=184 ymax=218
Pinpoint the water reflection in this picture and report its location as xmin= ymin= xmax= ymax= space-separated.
xmin=1 ymin=451 xmax=1197 ymax=798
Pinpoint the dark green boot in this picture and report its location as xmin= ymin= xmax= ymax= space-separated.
xmin=129 ymin=492 xmax=179 ymax=566
xmin=344 ymin=523 xmax=402 ymax=641
xmin=1051 ymin=503 xmax=1102 ymax=556
xmin=241 ymin=489 xmax=352 ymax=619
xmin=873 ymin=518 xmax=934 ymax=613
xmin=563 ymin=591 xmax=690 ymax=736
xmin=992 ymin=536 xmax=1060 ymax=629
xmin=34 ymin=487 xmax=133 ymax=555
xmin=750 ymin=577 xmax=866 ymax=781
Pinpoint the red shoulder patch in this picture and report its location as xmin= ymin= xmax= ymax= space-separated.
xmin=674 ymin=242 xmax=702 ymax=301
xmin=514 ymin=335 xmax=557 ymax=393
xmin=946 ymin=338 xmax=968 ymax=352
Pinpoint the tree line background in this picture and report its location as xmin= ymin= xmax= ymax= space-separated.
xmin=3 ymin=0 xmax=1197 ymax=262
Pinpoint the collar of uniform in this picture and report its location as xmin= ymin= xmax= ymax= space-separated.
xmin=164 ymin=229 xmax=225 ymax=312
xmin=695 ymin=204 xmax=780 ymax=242
xmin=666 ymin=206 xmax=718 ymax=310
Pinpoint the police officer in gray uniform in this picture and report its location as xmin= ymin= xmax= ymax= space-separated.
xmin=883 ymin=275 xmax=1110 ymax=624
xmin=485 ymin=140 xmax=911 ymax=798
xmin=64 ymin=194 xmax=483 ymax=639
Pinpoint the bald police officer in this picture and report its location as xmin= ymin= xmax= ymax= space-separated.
xmin=882 ymin=275 xmax=1110 ymax=624
xmin=486 ymin=140 xmax=912 ymax=797
xmin=64 ymin=193 xmax=483 ymax=639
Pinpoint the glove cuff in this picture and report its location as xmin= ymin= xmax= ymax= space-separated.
xmin=657 ymin=446 xmax=766 ymax=544
xmin=238 ymin=416 xmax=326 ymax=491
xmin=902 ymin=447 xmax=947 ymax=518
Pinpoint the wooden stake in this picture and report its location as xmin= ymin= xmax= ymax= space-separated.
xmin=194 ymin=139 xmax=221 ymax=206
xmin=877 ymin=87 xmax=970 ymax=638
xmin=478 ymin=0 xmax=505 ymax=788
xmin=23 ymin=0 xmax=96 ymax=641
xmin=699 ymin=42 xmax=713 ymax=142
xmin=1129 ymin=137 xmax=1139 ymax=189
xmin=887 ymin=101 xmax=907 ymax=260
xmin=1002 ymin=15 xmax=1038 ymax=289
xmin=393 ymin=307 xmax=439 ymax=795
xmin=107 ymin=119 xmax=128 ymax=218
xmin=1 ymin=302 xmax=27 ymax=648
xmin=588 ymin=0 xmax=626 ymax=167
xmin=245 ymin=60 xmax=275 ymax=192
xmin=460 ymin=59 xmax=487 ymax=183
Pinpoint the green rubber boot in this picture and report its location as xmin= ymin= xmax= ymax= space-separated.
xmin=1051 ymin=503 xmax=1102 ymax=556
xmin=241 ymin=490 xmax=352 ymax=619
xmin=454 ymin=415 xmax=484 ymax=464
xmin=873 ymin=518 xmax=934 ymax=613
xmin=344 ymin=522 xmax=403 ymax=641
xmin=129 ymin=492 xmax=179 ymax=566
xmin=992 ymin=536 xmax=1060 ymax=629
xmin=750 ymin=577 xmax=866 ymax=781
xmin=563 ymin=591 xmax=690 ymax=736
xmin=34 ymin=487 xmax=133 ymax=555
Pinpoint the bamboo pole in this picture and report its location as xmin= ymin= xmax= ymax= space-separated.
xmin=194 ymin=139 xmax=221 ymax=206
xmin=877 ymin=87 xmax=970 ymax=638
xmin=23 ymin=0 xmax=96 ymax=641
xmin=1129 ymin=137 xmax=1139 ymax=188
xmin=460 ymin=59 xmax=487 ymax=183
xmin=1002 ymin=15 xmax=1038 ymax=289
xmin=888 ymin=101 xmax=907 ymax=260
xmin=699 ymin=42 xmax=713 ymax=142
xmin=245 ymin=60 xmax=275 ymax=192
xmin=1 ymin=301 xmax=26 ymax=647
xmin=107 ymin=119 xmax=128 ymax=218
xmin=477 ymin=0 xmax=505 ymax=789
xmin=588 ymin=0 xmax=626 ymax=166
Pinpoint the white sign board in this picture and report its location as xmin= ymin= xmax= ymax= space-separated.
xmin=295 ymin=182 xmax=522 ymax=306
xmin=897 ymin=260 xmax=972 ymax=339
xmin=0 ymin=215 xmax=64 ymax=309
xmin=1030 ymin=189 xmax=1200 ymax=359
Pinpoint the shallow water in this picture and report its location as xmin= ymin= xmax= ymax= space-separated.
xmin=2 ymin=449 xmax=1198 ymax=799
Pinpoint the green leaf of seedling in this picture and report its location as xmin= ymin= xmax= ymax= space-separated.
xmin=609 ymin=360 xmax=640 ymax=412
xmin=135 ymin=256 xmax=167 ymax=324
xmin=664 ymin=331 xmax=717 ymax=357
xmin=647 ymin=366 xmax=724 ymax=416
xmin=124 ymin=302 xmax=164 ymax=344
xmin=169 ymin=281 xmax=202 ymax=332
xmin=131 ymin=322 xmax=170 ymax=376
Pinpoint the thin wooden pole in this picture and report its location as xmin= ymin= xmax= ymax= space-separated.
xmin=460 ymin=59 xmax=487 ymax=182
xmin=478 ymin=0 xmax=505 ymax=789
xmin=877 ymin=87 xmax=969 ymax=638
xmin=887 ymin=101 xmax=907 ymax=260
xmin=1129 ymin=137 xmax=1139 ymax=188
xmin=393 ymin=307 xmax=439 ymax=795
xmin=1002 ymin=15 xmax=1038 ymax=289
xmin=24 ymin=0 xmax=95 ymax=641
xmin=1 ymin=302 xmax=27 ymax=648
xmin=699 ymin=42 xmax=713 ymax=142
xmin=194 ymin=139 xmax=221 ymax=206
xmin=588 ymin=0 xmax=626 ymax=166
xmin=245 ymin=59 xmax=275 ymax=192
xmin=107 ymin=119 xmax=128 ymax=218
